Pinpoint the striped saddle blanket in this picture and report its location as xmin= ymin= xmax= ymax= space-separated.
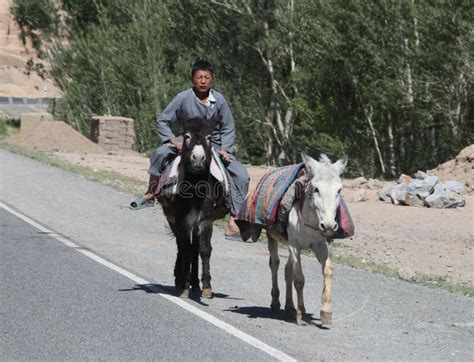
xmin=236 ymin=163 xmax=354 ymax=239
xmin=237 ymin=163 xmax=306 ymax=225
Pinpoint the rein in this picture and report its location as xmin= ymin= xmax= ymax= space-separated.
xmin=299 ymin=182 xmax=320 ymax=232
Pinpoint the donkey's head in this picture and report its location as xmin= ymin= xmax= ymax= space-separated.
xmin=301 ymin=153 xmax=348 ymax=237
xmin=178 ymin=111 xmax=221 ymax=175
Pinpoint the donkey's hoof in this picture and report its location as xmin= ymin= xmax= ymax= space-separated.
xmin=285 ymin=306 xmax=296 ymax=320
xmin=270 ymin=302 xmax=281 ymax=313
xmin=201 ymin=287 xmax=213 ymax=299
xmin=177 ymin=288 xmax=189 ymax=298
xmin=191 ymin=286 xmax=202 ymax=296
xmin=320 ymin=311 xmax=332 ymax=326
xmin=296 ymin=316 xmax=307 ymax=326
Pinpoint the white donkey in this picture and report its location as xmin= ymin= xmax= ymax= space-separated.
xmin=265 ymin=153 xmax=347 ymax=326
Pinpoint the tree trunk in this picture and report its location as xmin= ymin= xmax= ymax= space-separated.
xmin=364 ymin=105 xmax=386 ymax=175
xmin=387 ymin=111 xmax=397 ymax=177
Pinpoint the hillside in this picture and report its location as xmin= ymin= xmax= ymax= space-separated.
xmin=0 ymin=0 xmax=60 ymax=97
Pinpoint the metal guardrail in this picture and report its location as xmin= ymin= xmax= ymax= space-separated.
xmin=0 ymin=97 xmax=57 ymax=106
xmin=0 ymin=97 xmax=60 ymax=119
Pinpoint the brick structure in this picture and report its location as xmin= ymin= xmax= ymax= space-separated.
xmin=90 ymin=116 xmax=135 ymax=151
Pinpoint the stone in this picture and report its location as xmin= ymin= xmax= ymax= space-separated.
xmin=355 ymin=189 xmax=369 ymax=202
xmin=399 ymin=267 xmax=416 ymax=281
xmin=398 ymin=174 xmax=412 ymax=184
xmin=367 ymin=178 xmax=383 ymax=189
xmin=443 ymin=180 xmax=464 ymax=194
xmin=389 ymin=184 xmax=409 ymax=205
xmin=425 ymin=184 xmax=448 ymax=208
xmin=444 ymin=190 xmax=466 ymax=208
xmin=403 ymin=193 xmax=425 ymax=207
xmin=423 ymin=175 xmax=439 ymax=190
xmin=415 ymin=170 xmax=428 ymax=180
xmin=407 ymin=177 xmax=438 ymax=199
xmin=377 ymin=190 xmax=392 ymax=203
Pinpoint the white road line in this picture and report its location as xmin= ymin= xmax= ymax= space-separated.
xmin=1 ymin=202 xmax=296 ymax=362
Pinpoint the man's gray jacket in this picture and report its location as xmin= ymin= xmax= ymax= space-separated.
xmin=156 ymin=88 xmax=236 ymax=153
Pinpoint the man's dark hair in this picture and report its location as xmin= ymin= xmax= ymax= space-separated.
xmin=192 ymin=60 xmax=213 ymax=77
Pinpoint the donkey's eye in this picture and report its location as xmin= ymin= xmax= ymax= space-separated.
xmin=313 ymin=187 xmax=319 ymax=194
xmin=206 ymin=135 xmax=212 ymax=141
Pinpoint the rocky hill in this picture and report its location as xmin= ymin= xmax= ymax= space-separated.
xmin=0 ymin=0 xmax=60 ymax=97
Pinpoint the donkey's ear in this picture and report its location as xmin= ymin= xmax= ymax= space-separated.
xmin=301 ymin=152 xmax=311 ymax=165
xmin=210 ymin=114 xmax=222 ymax=128
xmin=206 ymin=114 xmax=222 ymax=134
xmin=175 ymin=109 xmax=186 ymax=122
xmin=301 ymin=152 xmax=319 ymax=177
xmin=333 ymin=156 xmax=348 ymax=175
xmin=177 ymin=110 xmax=191 ymax=132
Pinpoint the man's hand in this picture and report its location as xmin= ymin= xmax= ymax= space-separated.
xmin=169 ymin=138 xmax=183 ymax=151
xmin=219 ymin=149 xmax=230 ymax=163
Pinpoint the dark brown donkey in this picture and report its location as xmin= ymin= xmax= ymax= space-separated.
xmin=157 ymin=112 xmax=228 ymax=298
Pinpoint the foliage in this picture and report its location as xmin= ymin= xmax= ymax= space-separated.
xmin=10 ymin=0 xmax=474 ymax=175
xmin=0 ymin=118 xmax=8 ymax=137
xmin=10 ymin=0 xmax=58 ymax=56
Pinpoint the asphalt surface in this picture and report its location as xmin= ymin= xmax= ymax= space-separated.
xmin=1 ymin=149 xmax=473 ymax=361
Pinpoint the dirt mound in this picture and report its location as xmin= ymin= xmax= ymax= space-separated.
xmin=6 ymin=120 xmax=105 ymax=154
xmin=428 ymin=145 xmax=474 ymax=195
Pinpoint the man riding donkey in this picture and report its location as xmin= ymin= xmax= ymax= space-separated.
xmin=130 ymin=60 xmax=248 ymax=239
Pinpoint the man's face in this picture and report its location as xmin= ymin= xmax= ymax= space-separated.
xmin=192 ymin=70 xmax=213 ymax=94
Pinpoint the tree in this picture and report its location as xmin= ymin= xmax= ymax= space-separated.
xmin=10 ymin=0 xmax=473 ymax=174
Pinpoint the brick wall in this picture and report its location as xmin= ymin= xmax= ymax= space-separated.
xmin=90 ymin=116 xmax=135 ymax=151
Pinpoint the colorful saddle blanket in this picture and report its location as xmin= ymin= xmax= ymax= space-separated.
xmin=237 ymin=163 xmax=306 ymax=225
xmin=236 ymin=163 xmax=354 ymax=239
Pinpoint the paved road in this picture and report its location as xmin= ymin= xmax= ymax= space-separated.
xmin=1 ymin=149 xmax=473 ymax=361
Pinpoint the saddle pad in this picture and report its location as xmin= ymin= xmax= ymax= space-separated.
xmin=210 ymin=148 xmax=230 ymax=193
xmin=236 ymin=163 xmax=305 ymax=225
xmin=333 ymin=196 xmax=355 ymax=239
xmin=154 ymin=155 xmax=181 ymax=196
xmin=154 ymin=151 xmax=229 ymax=196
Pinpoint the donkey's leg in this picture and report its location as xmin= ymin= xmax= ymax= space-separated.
xmin=177 ymin=237 xmax=192 ymax=298
xmin=290 ymin=245 xmax=306 ymax=325
xmin=199 ymin=218 xmax=213 ymax=299
xmin=190 ymin=227 xmax=201 ymax=294
xmin=171 ymin=223 xmax=192 ymax=298
xmin=284 ymin=249 xmax=296 ymax=319
xmin=312 ymin=241 xmax=333 ymax=326
xmin=267 ymin=234 xmax=280 ymax=312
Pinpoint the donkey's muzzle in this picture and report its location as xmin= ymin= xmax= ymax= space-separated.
xmin=320 ymin=221 xmax=338 ymax=237
xmin=191 ymin=153 xmax=206 ymax=169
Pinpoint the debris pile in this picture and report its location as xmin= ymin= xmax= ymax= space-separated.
xmin=428 ymin=145 xmax=474 ymax=195
xmin=377 ymin=171 xmax=465 ymax=208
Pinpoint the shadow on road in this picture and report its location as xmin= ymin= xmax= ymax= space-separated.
xmin=225 ymin=305 xmax=328 ymax=329
xmin=118 ymin=283 xmax=243 ymax=306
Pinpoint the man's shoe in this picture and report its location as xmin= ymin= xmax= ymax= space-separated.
xmin=129 ymin=196 xmax=154 ymax=210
